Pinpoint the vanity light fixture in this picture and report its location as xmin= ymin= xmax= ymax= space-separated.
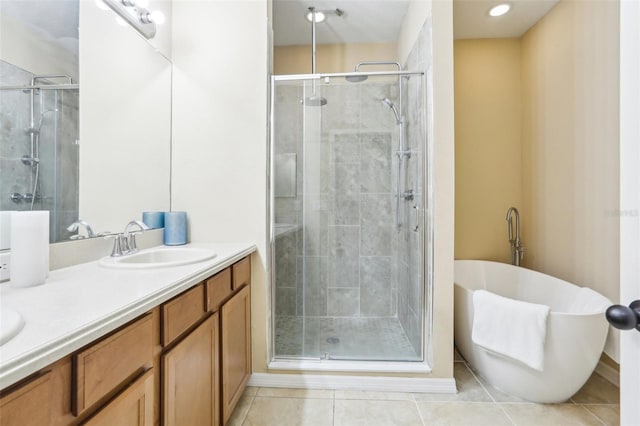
xmin=489 ymin=3 xmax=511 ymax=17
xmin=100 ymin=0 xmax=165 ymax=39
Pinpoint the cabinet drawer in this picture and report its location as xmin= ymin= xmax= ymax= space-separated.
xmin=162 ymin=283 xmax=205 ymax=346
xmin=232 ymin=256 xmax=251 ymax=291
xmin=206 ymin=268 xmax=232 ymax=312
xmin=81 ymin=369 xmax=154 ymax=426
xmin=74 ymin=315 xmax=153 ymax=415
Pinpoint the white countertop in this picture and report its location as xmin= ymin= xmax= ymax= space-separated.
xmin=0 ymin=242 xmax=256 ymax=390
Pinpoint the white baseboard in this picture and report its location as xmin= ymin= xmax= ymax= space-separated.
xmin=248 ymin=373 xmax=457 ymax=394
xmin=595 ymin=360 xmax=620 ymax=387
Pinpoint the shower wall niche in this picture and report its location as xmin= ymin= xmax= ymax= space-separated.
xmin=271 ymin=73 xmax=427 ymax=362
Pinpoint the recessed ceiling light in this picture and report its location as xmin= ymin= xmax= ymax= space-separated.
xmin=305 ymin=10 xmax=326 ymax=23
xmin=489 ymin=3 xmax=511 ymax=17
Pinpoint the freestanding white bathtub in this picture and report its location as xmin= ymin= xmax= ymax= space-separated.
xmin=454 ymin=260 xmax=612 ymax=403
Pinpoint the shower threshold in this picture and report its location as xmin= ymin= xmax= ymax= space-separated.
xmin=268 ymin=358 xmax=432 ymax=374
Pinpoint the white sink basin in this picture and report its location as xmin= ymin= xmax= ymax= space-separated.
xmin=99 ymin=247 xmax=216 ymax=269
xmin=1 ymin=307 xmax=25 ymax=346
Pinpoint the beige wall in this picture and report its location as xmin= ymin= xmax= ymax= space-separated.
xmin=454 ymin=39 xmax=522 ymax=262
xmin=521 ymin=0 xmax=620 ymax=358
xmin=429 ymin=0 xmax=456 ymax=379
xmin=454 ymin=0 xmax=620 ymax=359
xmin=274 ymin=42 xmax=397 ymax=74
xmin=170 ymin=0 xmax=270 ymax=371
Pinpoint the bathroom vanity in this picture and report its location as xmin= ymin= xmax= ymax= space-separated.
xmin=0 ymin=243 xmax=254 ymax=426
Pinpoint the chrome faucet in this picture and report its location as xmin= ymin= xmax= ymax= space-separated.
xmin=104 ymin=220 xmax=150 ymax=257
xmin=123 ymin=220 xmax=150 ymax=254
xmin=67 ymin=220 xmax=96 ymax=239
xmin=506 ymin=207 xmax=525 ymax=266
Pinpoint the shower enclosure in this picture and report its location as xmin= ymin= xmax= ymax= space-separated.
xmin=270 ymin=70 xmax=431 ymax=363
xmin=0 ymin=61 xmax=80 ymax=242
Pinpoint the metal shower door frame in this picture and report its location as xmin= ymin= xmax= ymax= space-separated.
xmin=268 ymin=70 xmax=432 ymax=366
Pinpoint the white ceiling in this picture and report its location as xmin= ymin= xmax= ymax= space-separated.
xmin=273 ymin=0 xmax=561 ymax=46
xmin=273 ymin=0 xmax=410 ymax=46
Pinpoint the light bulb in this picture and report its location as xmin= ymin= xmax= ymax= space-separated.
xmin=489 ymin=3 xmax=511 ymax=17
xmin=148 ymin=10 xmax=165 ymax=24
xmin=140 ymin=9 xmax=165 ymax=24
xmin=305 ymin=11 xmax=325 ymax=23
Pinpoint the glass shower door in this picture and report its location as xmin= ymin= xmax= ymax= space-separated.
xmin=272 ymin=73 xmax=427 ymax=363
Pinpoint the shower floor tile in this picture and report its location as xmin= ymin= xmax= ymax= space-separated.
xmin=274 ymin=316 xmax=420 ymax=361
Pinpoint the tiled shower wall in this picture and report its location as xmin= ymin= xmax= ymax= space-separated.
xmin=397 ymin=16 xmax=433 ymax=356
xmin=274 ymin=79 xmax=401 ymax=319
xmin=0 ymin=60 xmax=79 ymax=242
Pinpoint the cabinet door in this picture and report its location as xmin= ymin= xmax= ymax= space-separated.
xmin=82 ymin=369 xmax=154 ymax=426
xmin=163 ymin=314 xmax=219 ymax=426
xmin=0 ymin=372 xmax=52 ymax=426
xmin=221 ymin=285 xmax=251 ymax=424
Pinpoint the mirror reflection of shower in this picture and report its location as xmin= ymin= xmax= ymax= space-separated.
xmin=1 ymin=67 xmax=80 ymax=242
xmin=22 ymin=76 xmax=72 ymax=211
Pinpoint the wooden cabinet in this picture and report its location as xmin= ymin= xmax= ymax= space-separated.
xmin=161 ymin=283 xmax=205 ymax=346
xmin=221 ymin=284 xmax=251 ymax=424
xmin=165 ymin=255 xmax=252 ymax=426
xmin=0 ymin=255 xmax=251 ymax=426
xmin=232 ymin=256 xmax=251 ymax=291
xmin=163 ymin=314 xmax=219 ymax=426
xmin=0 ymin=372 xmax=52 ymax=425
xmin=206 ymin=268 xmax=232 ymax=312
xmin=74 ymin=314 xmax=154 ymax=415
xmin=82 ymin=369 xmax=154 ymax=426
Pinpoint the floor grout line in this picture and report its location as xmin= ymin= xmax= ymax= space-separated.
xmin=578 ymin=404 xmax=607 ymax=426
xmin=460 ymin=360 xmax=518 ymax=425
xmin=238 ymin=388 xmax=258 ymax=426
xmin=332 ymin=390 xmax=336 ymax=426
xmin=413 ymin=395 xmax=428 ymax=426
xmin=462 ymin=361 xmax=498 ymax=404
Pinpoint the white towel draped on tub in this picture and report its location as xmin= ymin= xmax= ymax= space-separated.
xmin=472 ymin=289 xmax=550 ymax=372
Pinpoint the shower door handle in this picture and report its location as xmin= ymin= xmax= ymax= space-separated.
xmin=412 ymin=205 xmax=419 ymax=232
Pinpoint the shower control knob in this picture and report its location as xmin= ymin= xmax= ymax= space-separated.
xmin=605 ymin=300 xmax=640 ymax=332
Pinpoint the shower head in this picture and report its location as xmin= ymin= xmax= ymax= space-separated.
xmin=345 ymin=74 xmax=368 ymax=83
xmin=304 ymin=95 xmax=327 ymax=106
xmin=381 ymin=98 xmax=401 ymax=124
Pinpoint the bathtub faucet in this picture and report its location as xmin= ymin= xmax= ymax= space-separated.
xmin=506 ymin=207 xmax=525 ymax=266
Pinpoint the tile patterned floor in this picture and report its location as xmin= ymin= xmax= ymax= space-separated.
xmin=227 ymin=354 xmax=620 ymax=426
xmin=274 ymin=316 xmax=420 ymax=361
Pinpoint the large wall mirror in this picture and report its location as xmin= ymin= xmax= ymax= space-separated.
xmin=0 ymin=0 xmax=172 ymax=248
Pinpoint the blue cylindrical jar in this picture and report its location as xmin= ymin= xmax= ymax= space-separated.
xmin=164 ymin=211 xmax=187 ymax=245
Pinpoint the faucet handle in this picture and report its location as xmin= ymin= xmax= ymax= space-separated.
xmin=127 ymin=231 xmax=144 ymax=254
xmin=104 ymin=233 xmax=128 ymax=257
